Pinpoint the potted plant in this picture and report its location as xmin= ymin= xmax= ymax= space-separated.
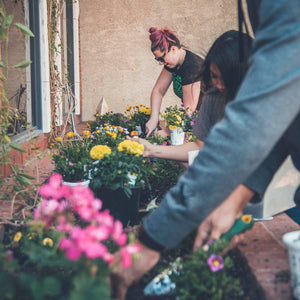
xmin=0 ymin=173 xmax=141 ymax=300
xmin=161 ymin=105 xmax=198 ymax=145
xmin=125 ymin=104 xmax=151 ymax=135
xmin=89 ymin=124 xmax=129 ymax=148
xmin=88 ymin=111 xmax=130 ymax=131
xmin=89 ymin=140 xmax=145 ymax=226
xmin=51 ymin=132 xmax=93 ymax=186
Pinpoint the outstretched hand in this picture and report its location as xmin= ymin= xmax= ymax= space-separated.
xmin=111 ymin=243 xmax=160 ymax=300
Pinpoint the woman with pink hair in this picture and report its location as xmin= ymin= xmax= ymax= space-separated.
xmin=145 ymin=27 xmax=204 ymax=137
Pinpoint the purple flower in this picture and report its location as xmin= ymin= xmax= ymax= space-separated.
xmin=207 ymin=254 xmax=224 ymax=272
xmin=191 ymin=118 xmax=196 ymax=126
xmin=68 ymin=161 xmax=74 ymax=167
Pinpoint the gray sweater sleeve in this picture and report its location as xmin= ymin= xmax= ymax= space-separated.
xmin=192 ymin=88 xmax=225 ymax=142
xmin=143 ymin=0 xmax=300 ymax=249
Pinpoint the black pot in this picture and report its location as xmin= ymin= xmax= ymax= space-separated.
xmin=95 ymin=187 xmax=141 ymax=227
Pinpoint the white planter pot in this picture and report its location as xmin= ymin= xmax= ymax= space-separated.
xmin=136 ymin=125 xmax=142 ymax=136
xmin=127 ymin=173 xmax=137 ymax=187
xmin=170 ymin=128 xmax=185 ymax=145
xmin=62 ymin=179 xmax=90 ymax=188
xmin=282 ymin=230 xmax=300 ymax=299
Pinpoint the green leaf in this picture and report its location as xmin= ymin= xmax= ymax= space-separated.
xmin=0 ymin=61 xmax=5 ymax=68
xmin=43 ymin=276 xmax=61 ymax=296
xmin=9 ymin=142 xmax=26 ymax=152
xmin=3 ymin=14 xmax=14 ymax=27
xmin=0 ymin=30 xmax=7 ymax=39
xmin=13 ymin=60 xmax=32 ymax=68
xmin=19 ymin=173 xmax=35 ymax=180
xmin=16 ymin=174 xmax=31 ymax=186
xmin=14 ymin=22 xmax=34 ymax=37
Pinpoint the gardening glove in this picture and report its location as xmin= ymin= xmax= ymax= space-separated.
xmin=111 ymin=242 xmax=160 ymax=300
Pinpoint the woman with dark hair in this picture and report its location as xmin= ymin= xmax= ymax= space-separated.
xmin=202 ymin=30 xmax=252 ymax=101
xmin=146 ymin=27 xmax=204 ymax=137
xmin=129 ymin=30 xmax=253 ymax=162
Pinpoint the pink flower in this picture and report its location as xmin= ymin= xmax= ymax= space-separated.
xmin=112 ymin=220 xmax=127 ymax=246
xmin=59 ymin=237 xmax=81 ymax=261
xmin=6 ymin=250 xmax=14 ymax=262
xmin=84 ymin=242 xmax=107 ymax=259
xmin=87 ymin=224 xmax=110 ymax=241
xmin=103 ymin=252 xmax=114 ymax=265
xmin=121 ymin=244 xmax=142 ymax=268
xmin=39 ymin=173 xmax=71 ymax=199
xmin=96 ymin=210 xmax=114 ymax=228
xmin=207 ymin=254 xmax=224 ymax=272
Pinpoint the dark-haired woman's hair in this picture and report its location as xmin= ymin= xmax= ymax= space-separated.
xmin=202 ymin=30 xmax=253 ymax=101
xmin=149 ymin=27 xmax=181 ymax=53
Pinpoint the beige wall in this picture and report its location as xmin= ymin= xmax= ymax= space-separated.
xmin=79 ymin=0 xmax=237 ymax=121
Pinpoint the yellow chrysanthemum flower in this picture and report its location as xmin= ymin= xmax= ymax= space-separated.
xmin=175 ymin=115 xmax=182 ymax=124
xmin=43 ymin=237 xmax=54 ymax=247
xmin=55 ymin=137 xmax=62 ymax=142
xmin=111 ymin=132 xmax=117 ymax=139
xmin=14 ymin=232 xmax=22 ymax=242
xmin=118 ymin=128 xmax=124 ymax=133
xmin=96 ymin=129 xmax=101 ymax=134
xmin=90 ymin=145 xmax=112 ymax=160
xmin=118 ymin=140 xmax=144 ymax=156
xmin=83 ymin=130 xmax=91 ymax=138
xmin=126 ymin=106 xmax=131 ymax=111
xmin=66 ymin=131 xmax=75 ymax=139
xmin=169 ymin=125 xmax=177 ymax=130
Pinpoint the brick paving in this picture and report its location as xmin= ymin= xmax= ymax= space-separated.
xmin=0 ymin=122 xmax=299 ymax=299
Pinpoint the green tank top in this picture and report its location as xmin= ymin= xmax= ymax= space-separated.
xmin=172 ymin=73 xmax=183 ymax=100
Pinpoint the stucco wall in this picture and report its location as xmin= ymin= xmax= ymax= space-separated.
xmin=79 ymin=0 xmax=237 ymax=121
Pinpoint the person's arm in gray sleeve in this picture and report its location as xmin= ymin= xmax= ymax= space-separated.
xmin=244 ymin=135 xmax=289 ymax=198
xmin=143 ymin=0 xmax=300 ymax=249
